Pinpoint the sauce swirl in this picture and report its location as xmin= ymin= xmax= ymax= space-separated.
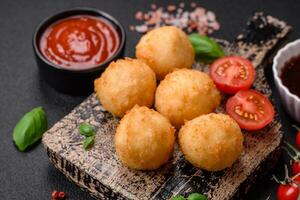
xmin=39 ymin=15 xmax=120 ymax=69
xmin=281 ymin=55 xmax=300 ymax=98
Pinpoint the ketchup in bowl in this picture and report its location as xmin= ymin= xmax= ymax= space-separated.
xmin=39 ymin=15 xmax=120 ymax=70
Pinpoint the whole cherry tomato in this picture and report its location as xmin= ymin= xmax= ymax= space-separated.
xmin=277 ymin=176 xmax=300 ymax=200
xmin=277 ymin=183 xmax=299 ymax=200
xmin=296 ymin=130 xmax=300 ymax=151
xmin=291 ymin=125 xmax=300 ymax=150
xmin=285 ymin=142 xmax=300 ymax=176
xmin=293 ymin=162 xmax=300 ymax=176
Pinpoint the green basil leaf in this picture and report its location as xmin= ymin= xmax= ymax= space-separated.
xmin=83 ymin=135 xmax=94 ymax=150
xmin=187 ymin=193 xmax=207 ymax=200
xmin=171 ymin=195 xmax=186 ymax=200
xmin=13 ymin=107 xmax=48 ymax=151
xmin=79 ymin=123 xmax=94 ymax=137
xmin=188 ymin=33 xmax=225 ymax=64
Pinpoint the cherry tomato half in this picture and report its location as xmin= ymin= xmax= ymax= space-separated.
xmin=210 ymin=56 xmax=255 ymax=94
xmin=226 ymin=89 xmax=275 ymax=131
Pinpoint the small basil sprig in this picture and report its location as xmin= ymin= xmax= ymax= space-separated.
xmin=83 ymin=135 xmax=94 ymax=149
xmin=171 ymin=195 xmax=186 ymax=200
xmin=79 ymin=123 xmax=95 ymax=150
xmin=13 ymin=107 xmax=48 ymax=151
xmin=187 ymin=193 xmax=207 ymax=200
xmin=171 ymin=193 xmax=207 ymax=200
xmin=188 ymin=33 xmax=225 ymax=64
xmin=79 ymin=123 xmax=94 ymax=137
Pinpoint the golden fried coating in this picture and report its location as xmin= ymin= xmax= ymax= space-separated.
xmin=155 ymin=69 xmax=221 ymax=128
xmin=136 ymin=26 xmax=195 ymax=80
xmin=179 ymin=113 xmax=244 ymax=171
xmin=94 ymin=58 xmax=156 ymax=117
xmin=115 ymin=106 xmax=175 ymax=170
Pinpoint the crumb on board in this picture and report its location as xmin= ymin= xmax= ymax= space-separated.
xmin=130 ymin=2 xmax=220 ymax=35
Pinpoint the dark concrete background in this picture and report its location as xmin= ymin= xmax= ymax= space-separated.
xmin=1 ymin=0 xmax=300 ymax=199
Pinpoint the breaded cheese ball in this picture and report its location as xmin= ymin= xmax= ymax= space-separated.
xmin=115 ymin=106 xmax=175 ymax=170
xmin=94 ymin=58 xmax=156 ymax=117
xmin=179 ymin=113 xmax=244 ymax=171
xmin=155 ymin=69 xmax=221 ymax=128
xmin=136 ymin=26 xmax=194 ymax=80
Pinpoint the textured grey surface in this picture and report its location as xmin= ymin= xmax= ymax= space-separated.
xmin=1 ymin=1 xmax=300 ymax=200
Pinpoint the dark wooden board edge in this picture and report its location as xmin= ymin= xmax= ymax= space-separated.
xmin=232 ymin=141 xmax=282 ymax=199
xmin=46 ymin=147 xmax=128 ymax=200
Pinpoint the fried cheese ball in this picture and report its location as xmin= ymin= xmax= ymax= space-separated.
xmin=115 ymin=106 xmax=175 ymax=170
xmin=136 ymin=26 xmax=194 ymax=80
xmin=179 ymin=113 xmax=244 ymax=171
xmin=94 ymin=58 xmax=156 ymax=117
xmin=155 ymin=69 xmax=221 ymax=128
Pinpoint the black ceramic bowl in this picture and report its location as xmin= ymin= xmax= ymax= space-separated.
xmin=33 ymin=8 xmax=126 ymax=95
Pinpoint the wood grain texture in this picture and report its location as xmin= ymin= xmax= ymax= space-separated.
xmin=42 ymin=13 xmax=291 ymax=200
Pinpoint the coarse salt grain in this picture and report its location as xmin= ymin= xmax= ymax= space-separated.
xmin=135 ymin=11 xmax=143 ymax=20
xmin=167 ymin=5 xmax=176 ymax=12
xmin=207 ymin=11 xmax=216 ymax=21
xmin=130 ymin=2 xmax=220 ymax=35
xmin=135 ymin=25 xmax=148 ymax=33
xmin=191 ymin=2 xmax=197 ymax=8
xmin=151 ymin=4 xmax=157 ymax=10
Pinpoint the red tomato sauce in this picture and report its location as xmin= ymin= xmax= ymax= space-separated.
xmin=39 ymin=15 xmax=120 ymax=70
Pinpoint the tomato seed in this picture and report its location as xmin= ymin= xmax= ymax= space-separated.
xmin=249 ymin=113 xmax=254 ymax=119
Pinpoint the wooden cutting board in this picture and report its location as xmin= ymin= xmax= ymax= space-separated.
xmin=42 ymin=13 xmax=291 ymax=200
